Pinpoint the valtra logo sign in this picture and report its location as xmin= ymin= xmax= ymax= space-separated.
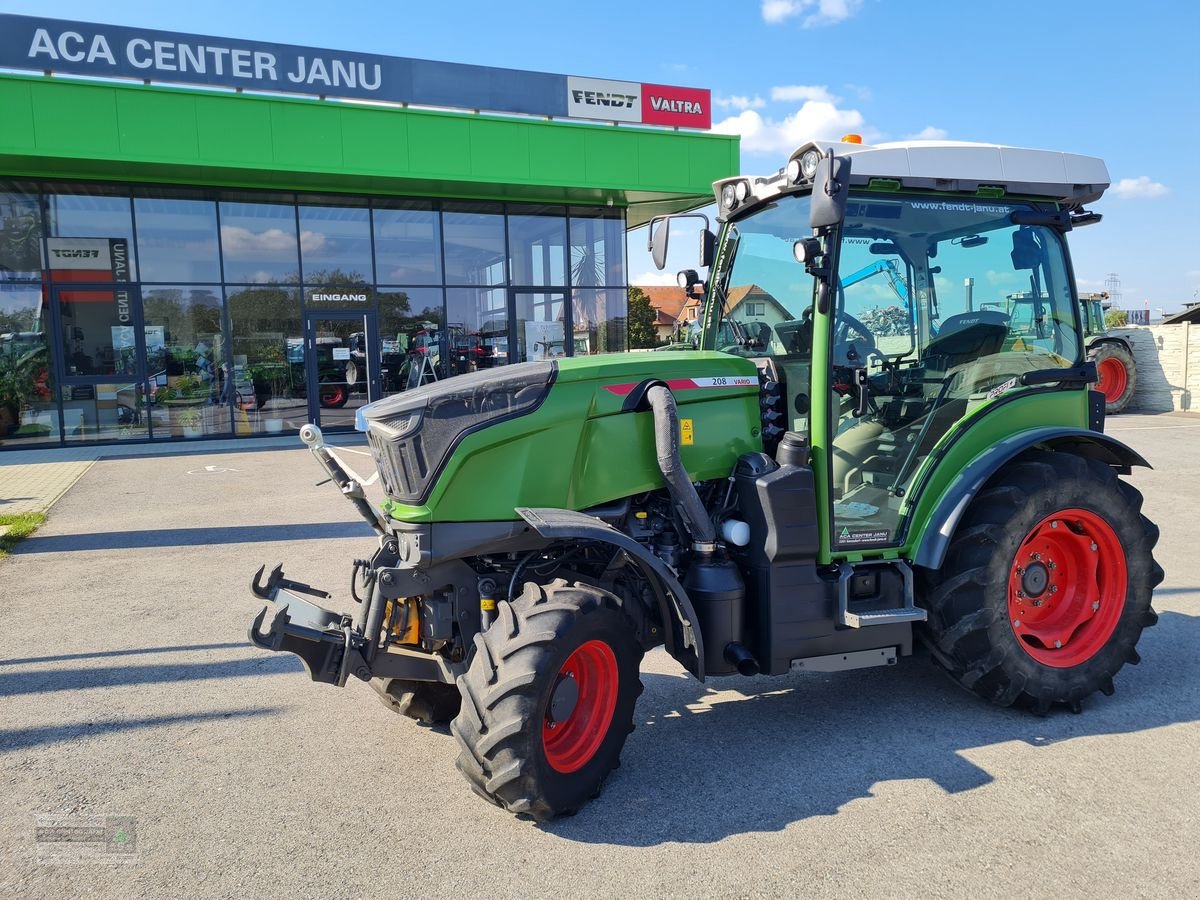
xmin=566 ymin=76 xmax=710 ymax=129
xmin=641 ymin=83 xmax=710 ymax=129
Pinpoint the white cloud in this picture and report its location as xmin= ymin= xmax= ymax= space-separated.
xmin=770 ymin=84 xmax=837 ymax=104
xmin=842 ymin=82 xmax=873 ymax=101
xmin=712 ymin=100 xmax=866 ymax=154
xmin=715 ymin=94 xmax=766 ymax=111
xmin=906 ymin=125 xmax=948 ymax=141
xmin=1111 ymin=176 xmax=1169 ymax=199
xmin=632 ymin=271 xmax=680 ymax=287
xmin=762 ymin=0 xmax=864 ymax=27
xmin=220 ymin=226 xmax=327 ymax=256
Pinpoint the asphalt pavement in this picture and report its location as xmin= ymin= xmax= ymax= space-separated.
xmin=0 ymin=415 xmax=1197 ymax=898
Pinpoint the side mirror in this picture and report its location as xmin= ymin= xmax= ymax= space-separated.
xmin=810 ymin=152 xmax=852 ymax=230
xmin=649 ymin=217 xmax=670 ymax=270
xmin=700 ymin=229 xmax=715 ymax=268
xmin=1010 ymin=228 xmax=1041 ymax=271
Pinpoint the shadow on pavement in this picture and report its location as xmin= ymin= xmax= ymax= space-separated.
xmin=0 ymin=707 xmax=284 ymax=754
xmin=0 ymin=642 xmax=250 ymax=667
xmin=0 ymin=655 xmax=302 ymax=697
xmin=15 ymin=522 xmax=374 ymax=553
xmin=547 ymin=610 xmax=1200 ymax=846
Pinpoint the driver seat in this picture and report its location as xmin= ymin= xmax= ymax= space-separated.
xmin=925 ymin=311 xmax=1010 ymax=372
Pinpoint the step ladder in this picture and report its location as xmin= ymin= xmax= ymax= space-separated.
xmin=837 ymin=560 xmax=928 ymax=628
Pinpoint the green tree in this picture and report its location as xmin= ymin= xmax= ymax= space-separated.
xmin=1105 ymin=308 xmax=1129 ymax=329
xmin=627 ymin=286 xmax=658 ymax=350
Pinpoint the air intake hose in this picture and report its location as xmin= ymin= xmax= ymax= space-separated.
xmin=646 ymin=384 xmax=717 ymax=549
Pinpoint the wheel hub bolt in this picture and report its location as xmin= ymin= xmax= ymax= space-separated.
xmin=1016 ymin=566 xmax=1026 ymax=576
xmin=1049 ymin=585 xmax=1058 ymax=594
xmin=1032 ymin=599 xmax=1044 ymax=607
xmin=1051 ymin=520 xmax=1059 ymax=529
xmin=1092 ymin=601 xmax=1100 ymax=611
xmin=1047 ymin=561 xmax=1056 ymax=570
xmin=1017 ymin=590 xmax=1026 ymax=599
xmin=1055 ymin=640 xmax=1063 ymax=648
xmin=1031 ymin=552 xmax=1041 ymax=560
xmin=1090 ymin=543 xmax=1098 ymax=552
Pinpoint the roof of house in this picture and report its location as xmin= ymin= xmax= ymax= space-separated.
xmin=1161 ymin=303 xmax=1200 ymax=325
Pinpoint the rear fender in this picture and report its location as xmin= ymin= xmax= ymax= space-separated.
xmin=913 ymin=427 xmax=1150 ymax=571
xmin=516 ymin=507 xmax=706 ymax=680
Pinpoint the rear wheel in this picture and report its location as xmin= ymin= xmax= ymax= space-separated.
xmin=451 ymin=579 xmax=643 ymax=821
xmin=921 ymin=451 xmax=1161 ymax=713
xmin=1090 ymin=342 xmax=1136 ymax=414
xmin=318 ymin=380 xmax=349 ymax=408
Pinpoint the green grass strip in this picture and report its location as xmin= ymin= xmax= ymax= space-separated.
xmin=0 ymin=512 xmax=46 ymax=557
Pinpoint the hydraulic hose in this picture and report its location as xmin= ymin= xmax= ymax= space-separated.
xmin=646 ymin=384 xmax=717 ymax=549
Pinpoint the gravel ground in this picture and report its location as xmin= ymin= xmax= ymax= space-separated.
xmin=0 ymin=416 xmax=1197 ymax=899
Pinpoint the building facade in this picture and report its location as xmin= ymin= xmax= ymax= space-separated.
xmin=0 ymin=16 xmax=736 ymax=447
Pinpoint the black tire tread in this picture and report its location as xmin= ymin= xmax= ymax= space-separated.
xmin=921 ymin=450 xmax=1160 ymax=711
xmin=451 ymin=579 xmax=644 ymax=821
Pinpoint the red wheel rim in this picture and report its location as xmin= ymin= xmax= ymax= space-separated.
xmin=321 ymin=385 xmax=346 ymax=407
xmin=1095 ymin=357 xmax=1128 ymax=403
xmin=1007 ymin=509 xmax=1127 ymax=667
xmin=542 ymin=640 xmax=619 ymax=773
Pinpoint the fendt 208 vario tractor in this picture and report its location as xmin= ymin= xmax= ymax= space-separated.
xmin=249 ymin=137 xmax=1162 ymax=820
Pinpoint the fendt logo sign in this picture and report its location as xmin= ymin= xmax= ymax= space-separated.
xmin=566 ymin=77 xmax=710 ymax=129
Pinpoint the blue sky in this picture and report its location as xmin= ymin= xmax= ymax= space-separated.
xmin=9 ymin=0 xmax=1198 ymax=311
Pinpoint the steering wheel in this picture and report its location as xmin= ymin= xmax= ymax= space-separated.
xmin=833 ymin=311 xmax=880 ymax=367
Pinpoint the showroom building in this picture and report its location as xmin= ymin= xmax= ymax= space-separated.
xmin=0 ymin=15 xmax=736 ymax=446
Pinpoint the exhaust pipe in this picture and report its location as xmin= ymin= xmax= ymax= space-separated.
xmin=724 ymin=642 xmax=760 ymax=677
xmin=646 ymin=385 xmax=717 ymax=550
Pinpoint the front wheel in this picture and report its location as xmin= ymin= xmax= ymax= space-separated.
xmin=921 ymin=451 xmax=1161 ymax=713
xmin=1090 ymin=342 xmax=1136 ymax=414
xmin=451 ymin=579 xmax=644 ymax=820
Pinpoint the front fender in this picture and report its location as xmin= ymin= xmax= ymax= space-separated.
xmin=516 ymin=506 xmax=706 ymax=681
xmin=912 ymin=427 xmax=1150 ymax=571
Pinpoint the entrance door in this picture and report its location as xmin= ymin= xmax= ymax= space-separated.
xmin=54 ymin=284 xmax=153 ymax=441
xmin=304 ymin=311 xmax=378 ymax=431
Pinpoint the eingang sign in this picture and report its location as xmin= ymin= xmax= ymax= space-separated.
xmin=0 ymin=15 xmax=711 ymax=129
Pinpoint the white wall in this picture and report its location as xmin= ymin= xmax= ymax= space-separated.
xmin=1110 ymin=324 xmax=1197 ymax=413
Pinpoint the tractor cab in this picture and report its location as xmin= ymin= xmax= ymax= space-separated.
xmin=653 ymin=137 xmax=1109 ymax=553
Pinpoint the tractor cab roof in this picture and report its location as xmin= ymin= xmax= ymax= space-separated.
xmin=716 ymin=138 xmax=1111 ymax=216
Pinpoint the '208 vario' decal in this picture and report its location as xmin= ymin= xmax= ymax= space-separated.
xmin=603 ymin=376 xmax=756 ymax=396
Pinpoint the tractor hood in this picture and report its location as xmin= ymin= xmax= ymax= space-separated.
xmin=363 ymin=352 xmax=762 ymax=523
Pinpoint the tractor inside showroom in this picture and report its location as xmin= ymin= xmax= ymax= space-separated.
xmin=249 ymin=137 xmax=1162 ymax=820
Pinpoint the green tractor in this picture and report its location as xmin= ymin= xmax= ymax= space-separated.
xmin=1079 ymin=292 xmax=1137 ymax=414
xmin=249 ymin=137 xmax=1162 ymax=820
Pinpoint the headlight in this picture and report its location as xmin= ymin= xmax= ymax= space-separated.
xmin=800 ymin=149 xmax=821 ymax=179
xmin=720 ymin=182 xmax=738 ymax=210
xmin=786 ymin=158 xmax=802 ymax=184
xmin=734 ymin=180 xmax=749 ymax=202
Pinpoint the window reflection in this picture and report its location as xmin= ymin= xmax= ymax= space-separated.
xmin=227 ymin=286 xmax=303 ymax=433
xmin=0 ymin=186 xmax=44 ymax=281
xmin=573 ymin=288 xmax=628 ymax=355
xmin=299 ymin=202 xmax=372 ymax=284
xmin=570 ymin=208 xmax=625 ymax=287
xmin=134 ymin=194 xmax=220 ymax=282
xmin=446 ymin=287 xmax=508 ymax=373
xmin=142 ymin=286 xmax=229 ymax=439
xmin=47 ymin=188 xmax=138 ymax=280
xmin=0 ymin=284 xmax=56 ymax=444
xmin=509 ymin=208 xmax=566 ymax=287
xmin=374 ymin=203 xmax=441 ymax=285
xmin=379 ymin=288 xmax=444 ymax=393
xmin=443 ymin=204 xmax=506 ymax=285
xmin=219 ymin=199 xmax=299 ymax=284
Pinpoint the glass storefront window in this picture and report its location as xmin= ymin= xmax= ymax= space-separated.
xmin=573 ymin=288 xmax=628 ymax=355
xmin=47 ymin=188 xmax=137 ymax=281
xmin=227 ymin=286 xmax=303 ymax=434
xmin=58 ymin=286 xmax=138 ymax=378
xmin=60 ymin=382 xmax=150 ymax=442
xmin=570 ymin=208 xmax=625 ymax=287
xmin=508 ymin=207 xmax=567 ymax=287
xmin=0 ymin=284 xmax=56 ymax=444
xmin=513 ymin=291 xmax=567 ymax=363
xmin=0 ymin=185 xmax=44 ymax=281
xmin=446 ymin=287 xmax=509 ymax=373
xmin=142 ymin=286 xmax=230 ymax=439
xmin=299 ymin=201 xmax=373 ymax=284
xmin=379 ymin=288 xmax=444 ymax=392
xmin=219 ymin=198 xmax=299 ymax=284
xmin=374 ymin=202 xmax=441 ymax=285
xmin=443 ymin=203 xmax=506 ymax=286
xmin=134 ymin=194 xmax=220 ymax=283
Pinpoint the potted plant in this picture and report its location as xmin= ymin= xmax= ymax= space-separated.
xmin=157 ymin=373 xmax=208 ymax=438
xmin=0 ymin=342 xmax=51 ymax=440
xmin=248 ymin=343 xmax=291 ymax=432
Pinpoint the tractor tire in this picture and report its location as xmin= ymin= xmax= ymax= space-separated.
xmin=1090 ymin=342 xmax=1136 ymax=414
xmin=374 ymin=678 xmax=462 ymax=725
xmin=318 ymin=380 xmax=349 ymax=409
xmin=921 ymin=450 xmax=1162 ymax=714
xmin=451 ymin=579 xmax=644 ymax=821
